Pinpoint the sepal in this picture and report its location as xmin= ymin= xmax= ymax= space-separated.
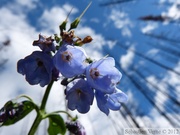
xmin=68 ymin=2 xmax=92 ymax=31
xmin=60 ymin=21 xmax=67 ymax=33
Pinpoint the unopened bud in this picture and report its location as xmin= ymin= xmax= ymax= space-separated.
xmin=66 ymin=121 xmax=86 ymax=135
xmin=59 ymin=21 xmax=67 ymax=32
xmin=82 ymin=36 xmax=93 ymax=44
xmin=69 ymin=18 xmax=80 ymax=31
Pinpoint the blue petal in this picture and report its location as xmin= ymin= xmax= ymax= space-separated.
xmin=86 ymin=57 xmax=122 ymax=94
xmin=17 ymin=59 xmax=25 ymax=75
xmin=95 ymin=91 xmax=109 ymax=115
xmin=53 ymin=45 xmax=87 ymax=78
xmin=112 ymin=89 xmax=128 ymax=103
xmin=67 ymin=91 xmax=79 ymax=110
xmin=17 ymin=51 xmax=54 ymax=87
xmin=66 ymin=79 xmax=94 ymax=114
xmin=106 ymin=95 xmax=121 ymax=111
xmin=77 ymin=95 xmax=91 ymax=113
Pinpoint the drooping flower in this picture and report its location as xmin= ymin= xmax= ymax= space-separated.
xmin=86 ymin=57 xmax=122 ymax=94
xmin=66 ymin=120 xmax=86 ymax=135
xmin=17 ymin=51 xmax=54 ymax=87
xmin=65 ymin=79 xmax=94 ymax=113
xmin=33 ymin=34 xmax=55 ymax=52
xmin=95 ymin=88 xmax=128 ymax=115
xmin=53 ymin=45 xmax=88 ymax=78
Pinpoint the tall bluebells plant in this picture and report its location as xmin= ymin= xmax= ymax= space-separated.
xmin=0 ymin=2 xmax=128 ymax=135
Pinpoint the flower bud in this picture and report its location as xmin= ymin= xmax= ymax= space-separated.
xmin=66 ymin=121 xmax=86 ymax=135
xmin=82 ymin=36 xmax=93 ymax=44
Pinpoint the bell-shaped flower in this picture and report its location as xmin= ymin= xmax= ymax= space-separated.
xmin=95 ymin=88 xmax=128 ymax=115
xmin=65 ymin=79 xmax=94 ymax=113
xmin=17 ymin=51 xmax=54 ymax=87
xmin=53 ymin=45 xmax=88 ymax=78
xmin=86 ymin=57 xmax=122 ymax=94
xmin=33 ymin=34 xmax=55 ymax=52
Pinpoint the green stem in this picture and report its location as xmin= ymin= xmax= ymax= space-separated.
xmin=28 ymin=81 xmax=54 ymax=135
xmin=16 ymin=94 xmax=33 ymax=102
xmin=15 ymin=94 xmax=39 ymax=113
xmin=40 ymin=80 xmax=54 ymax=110
xmin=28 ymin=114 xmax=42 ymax=135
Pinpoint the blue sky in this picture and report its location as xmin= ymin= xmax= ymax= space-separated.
xmin=0 ymin=0 xmax=180 ymax=134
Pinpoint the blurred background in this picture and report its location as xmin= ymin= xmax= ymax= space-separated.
xmin=0 ymin=0 xmax=180 ymax=134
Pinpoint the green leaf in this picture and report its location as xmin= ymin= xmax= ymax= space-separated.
xmin=1 ymin=100 xmax=35 ymax=126
xmin=48 ymin=114 xmax=66 ymax=135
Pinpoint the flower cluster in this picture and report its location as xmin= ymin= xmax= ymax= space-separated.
xmin=64 ymin=55 xmax=128 ymax=115
xmin=17 ymin=29 xmax=127 ymax=115
xmin=1 ymin=4 xmax=129 ymax=135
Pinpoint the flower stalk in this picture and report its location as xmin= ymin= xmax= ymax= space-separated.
xmin=28 ymin=80 xmax=54 ymax=135
xmin=28 ymin=114 xmax=42 ymax=135
xmin=40 ymin=80 xmax=54 ymax=110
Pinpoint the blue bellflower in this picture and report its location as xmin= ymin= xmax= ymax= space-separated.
xmin=33 ymin=34 xmax=55 ymax=52
xmin=65 ymin=79 xmax=94 ymax=113
xmin=53 ymin=45 xmax=88 ymax=78
xmin=86 ymin=57 xmax=122 ymax=94
xmin=17 ymin=51 xmax=54 ymax=87
xmin=95 ymin=88 xmax=128 ymax=115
